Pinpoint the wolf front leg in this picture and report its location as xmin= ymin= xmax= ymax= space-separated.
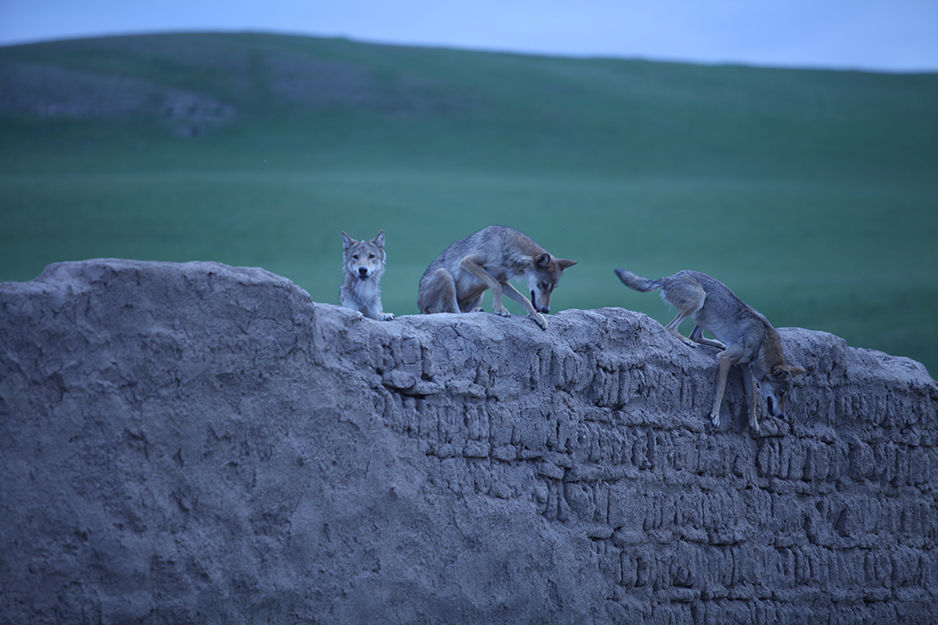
xmin=502 ymin=282 xmax=548 ymax=330
xmin=709 ymin=345 xmax=743 ymax=426
xmin=361 ymin=299 xmax=394 ymax=321
xmin=742 ymin=366 xmax=759 ymax=431
xmin=459 ymin=255 xmax=509 ymax=317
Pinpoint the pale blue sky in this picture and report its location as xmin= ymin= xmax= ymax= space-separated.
xmin=2 ymin=0 xmax=937 ymax=71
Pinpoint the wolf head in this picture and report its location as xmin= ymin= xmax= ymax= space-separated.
xmin=759 ymin=364 xmax=805 ymax=417
xmin=526 ymin=253 xmax=577 ymax=314
xmin=342 ymin=230 xmax=387 ymax=281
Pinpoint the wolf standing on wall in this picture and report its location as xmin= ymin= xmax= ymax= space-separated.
xmin=339 ymin=230 xmax=395 ymax=321
xmin=418 ymin=225 xmax=576 ymax=330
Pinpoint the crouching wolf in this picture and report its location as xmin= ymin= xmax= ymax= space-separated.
xmin=418 ymin=225 xmax=576 ymax=330
xmin=340 ymin=230 xmax=394 ymax=321
xmin=615 ymin=268 xmax=804 ymax=431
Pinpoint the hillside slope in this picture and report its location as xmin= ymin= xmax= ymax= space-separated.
xmin=1 ymin=32 xmax=936 ymax=373
xmin=2 ymin=32 xmax=937 ymax=177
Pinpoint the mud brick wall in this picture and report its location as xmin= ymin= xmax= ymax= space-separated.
xmin=2 ymin=259 xmax=936 ymax=624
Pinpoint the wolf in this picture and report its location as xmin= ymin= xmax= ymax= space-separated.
xmin=339 ymin=230 xmax=394 ymax=321
xmin=417 ymin=225 xmax=576 ymax=330
xmin=615 ymin=268 xmax=804 ymax=431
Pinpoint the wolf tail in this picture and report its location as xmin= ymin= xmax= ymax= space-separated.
xmin=614 ymin=268 xmax=662 ymax=292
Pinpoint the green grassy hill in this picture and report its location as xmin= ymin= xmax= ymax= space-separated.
xmin=2 ymin=32 xmax=937 ymax=375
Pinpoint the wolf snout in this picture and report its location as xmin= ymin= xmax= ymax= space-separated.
xmin=530 ymin=290 xmax=549 ymax=314
xmin=357 ymin=267 xmax=369 ymax=279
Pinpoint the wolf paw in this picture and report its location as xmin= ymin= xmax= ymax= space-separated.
xmin=381 ymin=312 xmax=395 ymax=321
xmin=529 ymin=312 xmax=548 ymax=330
xmin=709 ymin=411 xmax=720 ymax=427
xmin=493 ymin=306 xmax=510 ymax=317
xmin=670 ymin=330 xmax=696 ymax=348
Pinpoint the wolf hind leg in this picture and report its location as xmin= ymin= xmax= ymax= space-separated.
xmin=462 ymin=294 xmax=484 ymax=313
xmin=689 ymin=325 xmax=725 ymax=349
xmin=662 ymin=307 xmax=698 ymax=346
xmin=418 ymin=268 xmax=460 ymax=314
xmin=661 ymin=281 xmax=706 ymax=346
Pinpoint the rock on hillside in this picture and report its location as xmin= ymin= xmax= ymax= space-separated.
xmin=1 ymin=259 xmax=936 ymax=624
xmin=0 ymin=34 xmax=470 ymax=135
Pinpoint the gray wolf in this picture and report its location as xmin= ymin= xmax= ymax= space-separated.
xmin=418 ymin=225 xmax=576 ymax=330
xmin=615 ymin=268 xmax=804 ymax=431
xmin=340 ymin=230 xmax=394 ymax=321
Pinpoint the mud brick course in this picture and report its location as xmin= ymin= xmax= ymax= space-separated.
xmin=2 ymin=259 xmax=936 ymax=624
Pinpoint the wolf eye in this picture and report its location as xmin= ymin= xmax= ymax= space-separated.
xmin=368 ymin=254 xmax=376 ymax=259
xmin=351 ymin=254 xmax=359 ymax=260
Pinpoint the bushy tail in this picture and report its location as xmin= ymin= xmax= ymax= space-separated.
xmin=614 ymin=268 xmax=661 ymax=292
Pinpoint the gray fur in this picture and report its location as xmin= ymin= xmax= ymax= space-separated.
xmin=418 ymin=225 xmax=576 ymax=330
xmin=340 ymin=230 xmax=394 ymax=321
xmin=615 ymin=268 xmax=804 ymax=431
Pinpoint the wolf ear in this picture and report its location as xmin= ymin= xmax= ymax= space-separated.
xmin=558 ymin=258 xmax=577 ymax=271
xmin=372 ymin=230 xmax=385 ymax=247
xmin=341 ymin=232 xmax=355 ymax=249
xmin=788 ymin=365 xmax=805 ymax=376
xmin=534 ymin=253 xmax=551 ymax=268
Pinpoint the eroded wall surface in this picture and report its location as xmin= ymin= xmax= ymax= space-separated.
xmin=2 ymin=260 xmax=936 ymax=624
